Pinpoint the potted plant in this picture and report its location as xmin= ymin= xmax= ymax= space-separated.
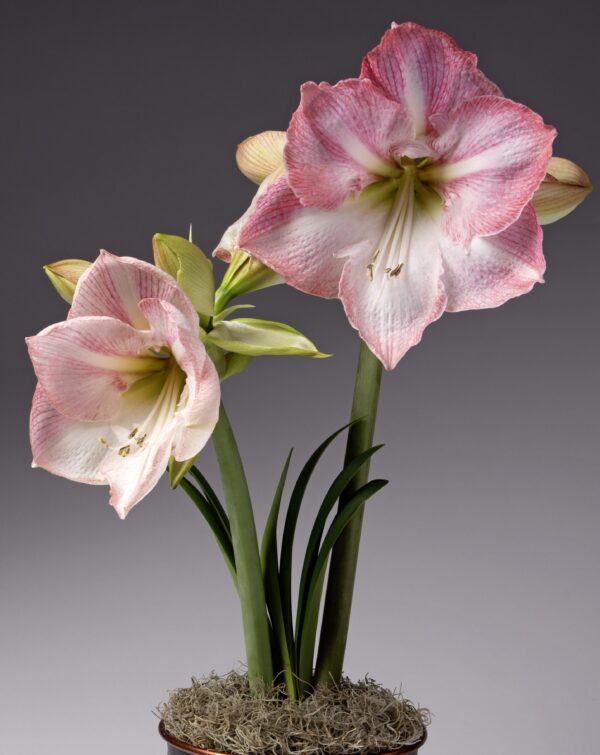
xmin=26 ymin=21 xmax=591 ymax=755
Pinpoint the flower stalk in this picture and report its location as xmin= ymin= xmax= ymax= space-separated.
xmin=211 ymin=402 xmax=274 ymax=691
xmin=315 ymin=339 xmax=382 ymax=685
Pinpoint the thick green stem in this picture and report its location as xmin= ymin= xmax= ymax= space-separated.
xmin=212 ymin=402 xmax=274 ymax=691
xmin=314 ymin=339 xmax=382 ymax=685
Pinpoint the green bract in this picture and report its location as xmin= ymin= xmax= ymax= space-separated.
xmin=214 ymin=250 xmax=282 ymax=314
xmin=153 ymin=233 xmax=215 ymax=316
xmin=206 ymin=318 xmax=330 ymax=358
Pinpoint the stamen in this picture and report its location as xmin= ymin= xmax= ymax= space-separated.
xmin=118 ymin=445 xmax=131 ymax=458
xmin=99 ymin=436 xmax=109 ymax=448
xmin=135 ymin=433 xmax=147 ymax=447
xmin=366 ymin=171 xmax=415 ymax=283
xmin=128 ymin=427 xmax=138 ymax=439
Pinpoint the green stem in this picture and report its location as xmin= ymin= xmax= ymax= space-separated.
xmin=314 ymin=339 xmax=383 ymax=685
xmin=212 ymin=401 xmax=274 ymax=691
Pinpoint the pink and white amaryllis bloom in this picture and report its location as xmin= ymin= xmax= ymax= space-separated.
xmin=237 ymin=22 xmax=556 ymax=369
xmin=26 ymin=252 xmax=221 ymax=518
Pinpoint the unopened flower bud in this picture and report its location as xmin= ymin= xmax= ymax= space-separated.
xmin=152 ymin=233 xmax=214 ymax=316
xmin=532 ymin=157 xmax=592 ymax=225
xmin=44 ymin=259 xmax=91 ymax=304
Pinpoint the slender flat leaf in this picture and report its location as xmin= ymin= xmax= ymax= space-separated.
xmin=189 ymin=466 xmax=231 ymax=537
xmin=296 ymin=478 xmax=388 ymax=694
xmin=261 ymin=450 xmax=297 ymax=699
xmin=295 ymin=444 xmax=384 ymax=646
xmin=279 ymin=424 xmax=351 ymax=670
xmin=180 ymin=478 xmax=237 ymax=586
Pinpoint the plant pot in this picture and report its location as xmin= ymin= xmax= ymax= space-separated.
xmin=159 ymin=721 xmax=427 ymax=755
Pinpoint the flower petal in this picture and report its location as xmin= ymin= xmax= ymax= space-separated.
xmin=30 ymin=384 xmax=110 ymax=484
xmin=442 ymin=203 xmax=545 ymax=311
xmin=338 ymin=209 xmax=447 ymax=370
xmin=26 ymin=316 xmax=165 ymax=422
xmin=360 ymin=22 xmax=501 ymax=136
xmin=286 ymin=79 xmax=410 ymax=209
xmin=425 ymin=95 xmax=555 ymax=240
xmin=138 ymin=298 xmax=220 ymax=462
xmin=70 ymin=251 xmax=198 ymax=329
xmin=239 ymin=176 xmax=390 ymax=298
xmin=214 ymin=172 xmax=278 ymax=262
xmin=236 ymin=130 xmax=287 ymax=184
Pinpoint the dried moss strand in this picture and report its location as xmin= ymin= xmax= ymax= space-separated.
xmin=158 ymin=672 xmax=429 ymax=755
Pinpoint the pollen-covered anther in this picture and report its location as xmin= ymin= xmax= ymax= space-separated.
xmin=118 ymin=445 xmax=131 ymax=458
xmin=128 ymin=427 xmax=139 ymax=439
xmin=135 ymin=433 xmax=147 ymax=447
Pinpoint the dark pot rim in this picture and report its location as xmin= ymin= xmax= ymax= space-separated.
xmin=158 ymin=720 xmax=428 ymax=755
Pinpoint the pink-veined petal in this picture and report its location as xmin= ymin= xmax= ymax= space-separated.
xmin=360 ymin=21 xmax=501 ymax=136
xmin=70 ymin=251 xmax=198 ymax=329
xmin=286 ymin=78 xmax=410 ymax=209
xmin=338 ymin=209 xmax=447 ymax=370
xmin=138 ymin=298 xmax=220 ymax=461
xmin=239 ymin=176 xmax=390 ymax=298
xmin=26 ymin=316 xmax=165 ymax=422
xmin=442 ymin=203 xmax=545 ymax=312
xmin=30 ymin=384 xmax=110 ymax=484
xmin=425 ymin=95 xmax=555 ymax=240
xmin=214 ymin=172 xmax=279 ymax=262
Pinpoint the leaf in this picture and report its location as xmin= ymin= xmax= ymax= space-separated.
xmin=260 ymin=451 xmax=297 ymax=698
xmin=206 ymin=318 xmax=330 ymax=358
xmin=278 ymin=424 xmax=351 ymax=675
xmin=152 ymin=233 xmax=214 ymax=316
xmin=296 ymin=479 xmax=388 ymax=693
xmin=295 ymin=444 xmax=384 ymax=646
xmin=189 ymin=466 xmax=231 ymax=537
xmin=179 ymin=478 xmax=237 ymax=585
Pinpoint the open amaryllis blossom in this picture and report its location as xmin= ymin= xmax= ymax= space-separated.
xmin=26 ymin=252 xmax=220 ymax=518
xmin=236 ymin=22 xmax=557 ymax=369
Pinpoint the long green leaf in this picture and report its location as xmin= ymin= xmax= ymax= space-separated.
xmin=180 ymin=478 xmax=237 ymax=586
xmin=296 ymin=478 xmax=388 ymax=695
xmin=295 ymin=444 xmax=384 ymax=650
xmin=189 ymin=466 xmax=231 ymax=537
xmin=261 ymin=450 xmax=296 ymax=698
xmin=279 ymin=424 xmax=351 ymax=675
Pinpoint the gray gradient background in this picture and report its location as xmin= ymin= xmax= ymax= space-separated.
xmin=1 ymin=1 xmax=598 ymax=753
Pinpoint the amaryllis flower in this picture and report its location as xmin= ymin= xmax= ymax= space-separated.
xmin=26 ymin=252 xmax=220 ymax=518
xmin=236 ymin=22 xmax=557 ymax=369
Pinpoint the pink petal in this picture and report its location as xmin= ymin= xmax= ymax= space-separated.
xmin=70 ymin=251 xmax=198 ymax=329
xmin=360 ymin=22 xmax=501 ymax=135
xmin=442 ymin=203 xmax=545 ymax=312
xmin=286 ymin=78 xmax=410 ymax=209
xmin=427 ymin=95 xmax=556 ymax=240
xmin=30 ymin=384 xmax=110 ymax=484
xmin=26 ymin=316 xmax=165 ymax=422
xmin=138 ymin=298 xmax=221 ymax=461
xmin=338 ymin=210 xmax=447 ymax=370
xmin=214 ymin=173 xmax=278 ymax=261
xmin=239 ymin=176 xmax=390 ymax=298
